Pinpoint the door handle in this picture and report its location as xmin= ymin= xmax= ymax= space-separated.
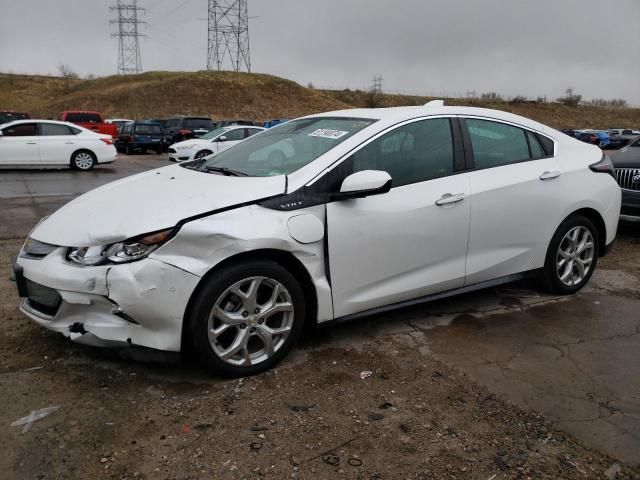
xmin=435 ymin=193 xmax=466 ymax=206
xmin=64 ymin=142 xmax=75 ymax=144
xmin=539 ymin=170 xmax=561 ymax=180
xmin=25 ymin=141 xmax=37 ymax=145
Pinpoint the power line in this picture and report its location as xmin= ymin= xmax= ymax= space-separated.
xmin=110 ymin=0 xmax=146 ymax=74
xmin=207 ymin=0 xmax=251 ymax=72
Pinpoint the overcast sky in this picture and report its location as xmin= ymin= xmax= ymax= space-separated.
xmin=1 ymin=0 xmax=639 ymax=104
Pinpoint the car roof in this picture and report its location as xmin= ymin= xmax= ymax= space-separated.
xmin=1 ymin=119 xmax=79 ymax=127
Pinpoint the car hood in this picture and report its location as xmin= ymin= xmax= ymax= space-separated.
xmin=611 ymin=148 xmax=640 ymax=168
xmin=31 ymin=164 xmax=286 ymax=247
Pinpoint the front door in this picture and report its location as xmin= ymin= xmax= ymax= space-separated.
xmin=0 ymin=122 xmax=40 ymax=165
xmin=325 ymin=117 xmax=471 ymax=318
xmin=215 ymin=128 xmax=245 ymax=153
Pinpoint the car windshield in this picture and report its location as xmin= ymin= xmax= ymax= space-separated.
xmin=194 ymin=117 xmax=376 ymax=177
xmin=199 ymin=127 xmax=230 ymax=140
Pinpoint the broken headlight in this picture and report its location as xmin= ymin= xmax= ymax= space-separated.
xmin=67 ymin=228 xmax=175 ymax=266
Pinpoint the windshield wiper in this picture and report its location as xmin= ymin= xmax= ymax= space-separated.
xmin=204 ymin=165 xmax=248 ymax=176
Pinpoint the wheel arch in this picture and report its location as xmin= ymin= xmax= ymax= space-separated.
xmin=561 ymin=207 xmax=607 ymax=256
xmin=180 ymin=248 xmax=318 ymax=353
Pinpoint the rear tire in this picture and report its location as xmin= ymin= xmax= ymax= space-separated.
xmin=70 ymin=150 xmax=96 ymax=171
xmin=187 ymin=260 xmax=306 ymax=377
xmin=542 ymin=215 xmax=599 ymax=294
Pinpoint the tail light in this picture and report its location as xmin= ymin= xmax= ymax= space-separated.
xmin=178 ymin=129 xmax=192 ymax=135
xmin=589 ymin=153 xmax=615 ymax=179
xmin=100 ymin=138 xmax=113 ymax=145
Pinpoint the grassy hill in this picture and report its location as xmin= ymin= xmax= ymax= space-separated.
xmin=0 ymin=71 xmax=350 ymax=121
xmin=322 ymin=89 xmax=640 ymax=130
xmin=1 ymin=71 xmax=639 ymax=129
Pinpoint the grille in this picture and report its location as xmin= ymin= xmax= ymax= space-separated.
xmin=615 ymin=168 xmax=640 ymax=191
xmin=24 ymin=279 xmax=61 ymax=317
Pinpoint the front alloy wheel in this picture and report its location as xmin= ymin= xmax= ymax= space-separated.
xmin=208 ymin=276 xmax=294 ymax=367
xmin=187 ymin=260 xmax=305 ymax=376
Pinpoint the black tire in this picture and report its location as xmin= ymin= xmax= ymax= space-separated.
xmin=125 ymin=145 xmax=132 ymax=155
xmin=70 ymin=150 xmax=96 ymax=171
xmin=541 ymin=215 xmax=599 ymax=294
xmin=187 ymin=260 xmax=306 ymax=377
xmin=195 ymin=150 xmax=212 ymax=160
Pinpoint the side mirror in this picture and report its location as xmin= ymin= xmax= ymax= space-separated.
xmin=218 ymin=135 xmax=227 ymax=142
xmin=335 ymin=170 xmax=392 ymax=199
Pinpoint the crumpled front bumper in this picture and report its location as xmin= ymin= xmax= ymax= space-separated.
xmin=15 ymin=248 xmax=201 ymax=352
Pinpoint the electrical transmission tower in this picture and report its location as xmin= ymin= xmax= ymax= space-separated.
xmin=110 ymin=0 xmax=145 ymax=74
xmin=371 ymin=76 xmax=383 ymax=94
xmin=207 ymin=0 xmax=251 ymax=72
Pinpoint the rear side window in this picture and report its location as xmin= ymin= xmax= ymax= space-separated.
xmin=245 ymin=128 xmax=262 ymax=138
xmin=466 ymin=119 xmax=530 ymax=169
xmin=65 ymin=113 xmax=102 ymax=123
xmin=526 ymin=131 xmax=546 ymax=159
xmin=536 ymin=134 xmax=555 ymax=156
xmin=135 ymin=124 xmax=162 ymax=134
xmin=2 ymin=123 xmax=37 ymax=136
xmin=40 ymin=123 xmax=74 ymax=136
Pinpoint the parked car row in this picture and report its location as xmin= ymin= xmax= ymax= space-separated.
xmin=561 ymin=128 xmax=640 ymax=149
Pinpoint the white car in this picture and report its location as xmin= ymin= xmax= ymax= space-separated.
xmin=168 ymin=125 xmax=265 ymax=161
xmin=14 ymin=102 xmax=620 ymax=376
xmin=0 ymin=120 xmax=117 ymax=170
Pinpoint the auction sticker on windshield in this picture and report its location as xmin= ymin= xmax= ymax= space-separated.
xmin=309 ymin=129 xmax=349 ymax=139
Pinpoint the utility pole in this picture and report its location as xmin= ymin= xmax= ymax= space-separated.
xmin=207 ymin=0 xmax=251 ymax=72
xmin=110 ymin=0 xmax=145 ymax=74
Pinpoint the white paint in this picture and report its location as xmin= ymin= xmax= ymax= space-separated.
xmin=340 ymin=170 xmax=391 ymax=193
xmin=287 ymin=214 xmax=324 ymax=244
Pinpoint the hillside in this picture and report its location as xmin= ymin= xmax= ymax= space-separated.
xmin=322 ymin=89 xmax=640 ymax=130
xmin=0 ymin=71 xmax=350 ymax=121
xmin=1 ymin=71 xmax=639 ymax=129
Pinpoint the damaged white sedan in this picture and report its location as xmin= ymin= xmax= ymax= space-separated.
xmin=14 ymin=103 xmax=620 ymax=376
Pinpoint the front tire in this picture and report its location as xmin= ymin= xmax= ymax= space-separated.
xmin=187 ymin=260 xmax=306 ymax=377
xmin=542 ymin=215 xmax=599 ymax=294
xmin=195 ymin=150 xmax=212 ymax=160
xmin=70 ymin=150 xmax=96 ymax=171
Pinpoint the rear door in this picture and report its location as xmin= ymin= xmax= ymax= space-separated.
xmin=0 ymin=123 xmax=40 ymax=165
xmin=462 ymin=117 xmax=564 ymax=285
xmin=37 ymin=122 xmax=78 ymax=164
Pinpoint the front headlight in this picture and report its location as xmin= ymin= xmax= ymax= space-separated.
xmin=67 ymin=228 xmax=175 ymax=266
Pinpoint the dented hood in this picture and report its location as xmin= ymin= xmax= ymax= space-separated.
xmin=31 ymin=164 xmax=286 ymax=247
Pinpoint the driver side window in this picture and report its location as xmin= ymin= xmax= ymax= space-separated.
xmin=320 ymin=118 xmax=455 ymax=192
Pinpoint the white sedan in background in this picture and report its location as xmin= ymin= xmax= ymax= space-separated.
xmin=14 ymin=103 xmax=620 ymax=376
xmin=0 ymin=120 xmax=117 ymax=170
xmin=169 ymin=125 xmax=265 ymax=162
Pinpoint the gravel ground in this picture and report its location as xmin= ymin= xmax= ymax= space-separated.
xmin=0 ymin=226 xmax=639 ymax=479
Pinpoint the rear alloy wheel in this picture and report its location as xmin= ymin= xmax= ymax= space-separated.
xmin=542 ymin=215 xmax=598 ymax=294
xmin=71 ymin=151 xmax=96 ymax=171
xmin=188 ymin=261 xmax=305 ymax=377
xmin=195 ymin=150 xmax=212 ymax=160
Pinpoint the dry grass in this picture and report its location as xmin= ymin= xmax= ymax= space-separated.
xmin=1 ymin=71 xmax=638 ymax=129
xmin=321 ymin=89 xmax=640 ymax=130
xmin=0 ymin=71 xmax=349 ymax=121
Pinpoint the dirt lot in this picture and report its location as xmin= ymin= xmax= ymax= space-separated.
xmin=0 ymin=158 xmax=639 ymax=479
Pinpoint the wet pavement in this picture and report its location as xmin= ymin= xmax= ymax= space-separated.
xmin=0 ymin=155 xmax=639 ymax=470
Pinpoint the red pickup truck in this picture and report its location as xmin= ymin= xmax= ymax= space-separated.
xmin=58 ymin=111 xmax=118 ymax=138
